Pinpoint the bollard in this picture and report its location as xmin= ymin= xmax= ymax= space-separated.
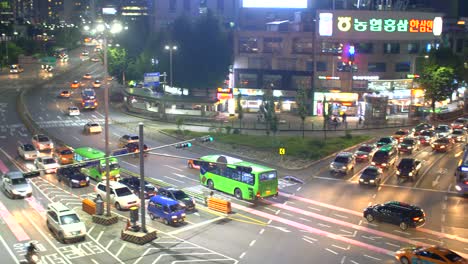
xmin=95 ymin=196 xmax=104 ymax=215
xmin=129 ymin=206 xmax=140 ymax=232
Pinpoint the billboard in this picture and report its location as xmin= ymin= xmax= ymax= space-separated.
xmin=102 ymin=7 xmax=118 ymax=15
xmin=317 ymin=10 xmax=443 ymax=41
xmin=242 ymin=0 xmax=307 ymax=8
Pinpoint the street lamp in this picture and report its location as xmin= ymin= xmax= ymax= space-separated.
xmin=164 ymin=45 xmax=177 ymax=88
xmin=1 ymin=32 xmax=18 ymax=67
xmin=95 ymin=19 xmax=123 ymax=218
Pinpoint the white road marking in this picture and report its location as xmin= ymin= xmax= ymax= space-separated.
xmin=91 ymin=259 xmax=99 ymax=264
xmin=302 ymin=238 xmax=315 ymax=244
xmin=333 ymin=214 xmax=348 ymax=219
xmin=341 ymin=256 xmax=346 ymax=264
xmin=332 ymin=244 xmax=350 ymax=251
xmin=172 ymin=172 xmax=198 ymax=182
xmin=350 ymin=260 xmax=359 ymax=264
xmin=299 ymin=217 xmax=311 ymax=222
xmin=281 ymin=212 xmax=293 ymax=217
xmin=339 ymin=229 xmax=353 ymax=234
xmin=165 ymin=165 xmax=183 ymax=171
xmin=303 ymin=236 xmax=317 ymax=241
xmin=239 ymin=252 xmax=246 ymax=259
xmin=385 ymin=242 xmax=400 ymax=247
xmin=317 ymin=223 xmax=331 ymax=228
xmin=267 ymin=219 xmax=272 ymax=224
xmin=72 ymin=136 xmax=80 ymax=141
xmin=120 ymin=160 xmax=138 ymax=168
xmin=163 ymin=176 xmax=184 ymax=183
xmin=325 ymin=248 xmax=338 ymax=255
xmin=0 ymin=232 xmax=20 ymax=263
xmin=115 ymin=244 xmax=126 ymax=257
xmin=307 ymin=206 xmax=321 ymax=212
xmin=314 ymin=176 xmax=342 ymax=181
xmin=249 ymin=240 xmax=256 ymax=247
xmin=169 ymin=216 xmax=224 ymax=235
xmin=95 ymin=231 xmax=104 ymax=242
xmin=296 ymin=186 xmax=302 ymax=191
xmin=393 ymin=230 xmax=411 ymax=235
xmin=364 ymin=254 xmax=381 ymax=261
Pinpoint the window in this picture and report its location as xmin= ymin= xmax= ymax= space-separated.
xmin=239 ymin=37 xmax=259 ymax=53
xmin=248 ymin=57 xmax=271 ymax=69
xmin=169 ymin=0 xmax=177 ymax=12
xmin=407 ymin=43 xmax=419 ymax=54
xmin=316 ymin=61 xmax=327 ymax=72
xmin=354 ymin=43 xmax=373 ymax=54
xmin=293 ymin=38 xmax=313 ymax=54
xmin=277 ymin=58 xmax=297 ymax=70
xmin=383 ymin=43 xmax=400 ymax=54
xmin=263 ymin=74 xmax=282 ymax=89
xmin=263 ymin=37 xmax=283 ymax=53
xmin=395 ymin=62 xmax=410 ymax=72
xmin=292 ymin=76 xmax=311 ymax=90
xmin=306 ymin=61 xmax=314 ymax=71
xmin=368 ymin=63 xmax=386 ymax=72
xmin=239 ymin=73 xmax=258 ymax=88
xmin=183 ymin=0 xmax=190 ymax=11
xmin=217 ymin=0 xmax=224 ymax=11
xmin=321 ymin=42 xmax=343 ymax=54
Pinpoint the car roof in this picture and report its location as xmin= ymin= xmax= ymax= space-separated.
xmin=7 ymin=171 xmax=25 ymax=179
xmin=41 ymin=155 xmax=55 ymax=159
xmin=384 ymin=201 xmax=421 ymax=210
xmin=150 ymin=195 xmax=179 ymax=206
xmin=48 ymin=202 xmax=74 ymax=214
xmin=100 ymin=181 xmax=127 ymax=188
xmin=337 ymin=152 xmax=353 ymax=157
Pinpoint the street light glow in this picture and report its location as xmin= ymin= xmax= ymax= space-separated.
xmin=165 ymin=45 xmax=170 ymax=50
xmin=110 ymin=21 xmax=123 ymax=34
xmin=83 ymin=25 xmax=90 ymax=31
xmin=96 ymin=23 xmax=105 ymax=32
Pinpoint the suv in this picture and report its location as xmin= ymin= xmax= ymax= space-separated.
xmin=1 ymin=171 xmax=33 ymax=199
xmin=118 ymin=134 xmax=139 ymax=148
xmin=363 ymin=201 xmax=426 ymax=230
xmin=57 ymin=165 xmax=90 ymax=188
xmin=434 ymin=125 xmax=452 ymax=138
xmin=371 ymin=145 xmax=398 ymax=170
xmin=46 ymin=202 xmax=86 ymax=242
xmin=119 ymin=177 xmax=157 ymax=199
xmin=95 ymin=181 xmax=140 ymax=210
xmin=158 ymin=187 xmax=196 ymax=211
xmin=31 ymin=134 xmax=53 ymax=151
xmin=329 ymin=152 xmax=355 ymax=175
xmin=396 ymin=158 xmax=422 ymax=181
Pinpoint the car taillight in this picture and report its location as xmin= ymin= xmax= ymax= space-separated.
xmin=413 ymin=217 xmax=420 ymax=221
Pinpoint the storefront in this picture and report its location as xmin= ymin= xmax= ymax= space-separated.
xmin=368 ymin=79 xmax=414 ymax=114
xmin=314 ymin=92 xmax=359 ymax=116
xmin=234 ymin=88 xmax=297 ymax=113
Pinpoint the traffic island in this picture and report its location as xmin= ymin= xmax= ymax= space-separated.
xmin=92 ymin=214 xmax=119 ymax=226
xmin=121 ymin=226 xmax=157 ymax=245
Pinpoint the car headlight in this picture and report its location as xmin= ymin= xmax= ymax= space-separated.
xmin=382 ymin=163 xmax=387 ymax=166
xmin=11 ymin=189 xmax=20 ymax=194
xmin=440 ymin=146 xmax=445 ymax=148
xmin=396 ymin=171 xmax=400 ymax=175
xmin=171 ymin=215 xmax=177 ymax=219
xmin=86 ymin=177 xmax=90 ymax=181
xmin=371 ymin=162 xmax=376 ymax=165
xmin=179 ymin=202 xmax=186 ymax=207
xmin=342 ymin=166 xmax=347 ymax=170
xmin=409 ymin=172 xmax=413 ymax=176
xmin=181 ymin=213 xmax=186 ymax=217
xmin=455 ymin=185 xmax=462 ymax=191
xmin=359 ymin=178 xmax=364 ymax=182
xmin=369 ymin=180 xmax=375 ymax=183
xmin=71 ymin=179 xmax=79 ymax=183
xmin=407 ymin=146 xmax=412 ymax=149
xmin=431 ymin=144 xmax=435 ymax=147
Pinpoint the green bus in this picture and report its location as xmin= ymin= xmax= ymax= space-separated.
xmin=74 ymin=147 xmax=120 ymax=181
xmin=198 ymin=155 xmax=278 ymax=201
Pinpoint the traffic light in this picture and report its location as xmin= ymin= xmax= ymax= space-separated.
xmin=348 ymin=45 xmax=355 ymax=62
xmin=175 ymin=142 xmax=192 ymax=149
xmin=199 ymin=136 xmax=214 ymax=142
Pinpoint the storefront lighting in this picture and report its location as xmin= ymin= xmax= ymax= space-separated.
xmin=457 ymin=20 xmax=466 ymax=25
xmin=318 ymin=76 xmax=340 ymax=80
xmin=329 ymin=89 xmax=341 ymax=93
xmin=353 ymin=76 xmax=379 ymax=81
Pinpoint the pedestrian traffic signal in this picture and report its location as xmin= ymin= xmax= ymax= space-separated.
xmin=175 ymin=142 xmax=192 ymax=149
xmin=199 ymin=136 xmax=214 ymax=142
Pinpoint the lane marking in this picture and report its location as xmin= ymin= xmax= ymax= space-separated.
xmin=165 ymin=165 xmax=183 ymax=171
xmin=308 ymin=207 xmax=321 ymax=212
xmin=317 ymin=223 xmax=331 ymax=228
xmin=385 ymin=242 xmax=400 ymax=247
xmin=169 ymin=216 xmax=224 ymax=235
xmin=163 ymin=176 xmax=184 ymax=183
xmin=364 ymin=254 xmax=381 ymax=261
xmin=0 ymin=232 xmax=20 ymax=264
xmin=332 ymin=244 xmax=350 ymax=251
xmin=299 ymin=217 xmax=311 ymax=222
xmin=325 ymin=248 xmax=338 ymax=255
xmin=333 ymin=214 xmax=348 ymax=219
xmin=302 ymin=238 xmax=315 ymax=244
xmin=120 ymin=160 xmax=138 ymax=168
xmin=249 ymin=240 xmax=256 ymax=247
xmin=95 ymin=231 xmax=104 ymax=242
xmin=239 ymin=252 xmax=246 ymax=259
xmin=115 ymin=244 xmax=126 ymax=257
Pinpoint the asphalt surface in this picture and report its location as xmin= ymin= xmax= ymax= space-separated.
xmin=0 ymin=47 xmax=466 ymax=264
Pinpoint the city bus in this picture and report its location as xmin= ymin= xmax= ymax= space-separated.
xmin=455 ymin=147 xmax=468 ymax=196
xmin=197 ymin=155 xmax=278 ymax=200
xmin=74 ymin=147 xmax=120 ymax=182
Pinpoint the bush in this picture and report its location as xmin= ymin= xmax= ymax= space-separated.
xmin=176 ymin=117 xmax=184 ymax=132
xmin=345 ymin=129 xmax=353 ymax=139
xmin=225 ymin=126 xmax=232 ymax=134
xmin=233 ymin=128 xmax=241 ymax=134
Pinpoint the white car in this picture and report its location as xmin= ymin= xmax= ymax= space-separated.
xmin=32 ymin=134 xmax=54 ymax=151
xmin=17 ymin=142 xmax=38 ymax=161
xmin=68 ymin=106 xmax=80 ymax=116
xmin=92 ymin=80 xmax=101 ymax=88
xmin=35 ymin=156 xmax=59 ymax=174
xmin=46 ymin=202 xmax=86 ymax=243
xmin=2 ymin=171 xmax=33 ymax=199
xmin=95 ymin=181 xmax=140 ymax=210
xmin=83 ymin=122 xmax=102 ymax=134
xmin=91 ymin=57 xmax=100 ymax=62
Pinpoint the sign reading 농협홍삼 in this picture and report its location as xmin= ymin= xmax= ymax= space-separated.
xmin=317 ymin=10 xmax=443 ymax=41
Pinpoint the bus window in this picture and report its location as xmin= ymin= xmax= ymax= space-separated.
xmin=241 ymin=172 xmax=254 ymax=185
xmin=260 ymin=171 xmax=277 ymax=181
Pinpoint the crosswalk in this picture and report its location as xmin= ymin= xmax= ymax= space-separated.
xmin=37 ymin=118 xmax=105 ymax=128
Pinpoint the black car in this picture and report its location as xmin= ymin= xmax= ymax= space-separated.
xmin=398 ymin=138 xmax=420 ymax=154
xmin=119 ymin=177 xmax=157 ymax=199
xmin=158 ymin=187 xmax=196 ymax=211
xmin=124 ymin=143 xmax=148 ymax=156
xmin=363 ymin=201 xmax=426 ymax=230
xmin=354 ymin=144 xmax=377 ymax=162
xmin=376 ymin=137 xmax=397 ymax=148
xmin=57 ymin=166 xmax=89 ymax=188
xmin=359 ymin=166 xmax=383 ymax=186
xmin=396 ymin=158 xmax=422 ymax=181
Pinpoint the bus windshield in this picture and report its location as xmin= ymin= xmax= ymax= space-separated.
xmin=260 ymin=171 xmax=277 ymax=181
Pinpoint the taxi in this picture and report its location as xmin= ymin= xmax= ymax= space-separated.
xmin=83 ymin=73 xmax=92 ymax=79
xmin=395 ymin=246 xmax=467 ymax=264
xmin=54 ymin=147 xmax=74 ymax=165
xmin=92 ymin=80 xmax=101 ymax=88
xmin=71 ymin=80 xmax=80 ymax=89
xmin=59 ymin=90 xmax=71 ymax=98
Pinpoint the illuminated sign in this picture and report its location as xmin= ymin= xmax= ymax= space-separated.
xmin=353 ymin=76 xmax=379 ymax=81
xmin=318 ymin=76 xmax=340 ymax=80
xmin=242 ymin=0 xmax=307 ymax=8
xmin=102 ymin=7 xmax=117 ymax=15
xmin=217 ymin=88 xmax=231 ymax=93
xmin=318 ymin=10 xmax=443 ymax=41
xmin=217 ymin=87 xmax=232 ymax=100
xmin=407 ymin=74 xmax=420 ymax=79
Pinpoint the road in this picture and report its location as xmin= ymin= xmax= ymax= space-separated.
xmin=0 ymin=46 xmax=466 ymax=264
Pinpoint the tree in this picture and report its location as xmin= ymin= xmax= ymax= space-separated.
xmin=53 ymin=27 xmax=82 ymax=50
xmin=296 ymin=86 xmax=308 ymax=138
xmin=107 ymin=47 xmax=129 ymax=84
xmin=419 ymin=65 xmax=455 ymax=118
xmin=236 ymin=93 xmax=243 ymax=129
xmin=322 ymin=96 xmax=328 ymax=140
xmin=261 ymin=89 xmax=278 ymax=136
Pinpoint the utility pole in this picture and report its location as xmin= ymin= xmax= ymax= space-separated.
xmin=138 ymin=122 xmax=147 ymax=233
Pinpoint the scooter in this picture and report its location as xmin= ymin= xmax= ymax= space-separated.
xmin=25 ymin=250 xmax=39 ymax=264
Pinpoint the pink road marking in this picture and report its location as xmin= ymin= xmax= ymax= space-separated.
xmin=0 ymin=200 xmax=30 ymax=241
xmin=280 ymin=193 xmax=468 ymax=244
xmin=0 ymin=159 xmax=9 ymax=174
xmin=231 ymin=202 xmax=394 ymax=256
xmin=264 ymin=199 xmax=432 ymax=248
xmin=280 ymin=192 xmax=362 ymax=217
xmin=25 ymin=197 xmax=46 ymax=215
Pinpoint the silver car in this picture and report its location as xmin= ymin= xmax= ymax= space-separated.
xmin=17 ymin=142 xmax=38 ymax=161
xmin=1 ymin=171 xmax=33 ymax=199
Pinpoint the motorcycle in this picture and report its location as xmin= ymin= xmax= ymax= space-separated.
xmin=25 ymin=250 xmax=39 ymax=263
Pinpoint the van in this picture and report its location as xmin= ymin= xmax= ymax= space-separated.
xmin=371 ymin=145 xmax=398 ymax=170
xmin=147 ymin=195 xmax=186 ymax=226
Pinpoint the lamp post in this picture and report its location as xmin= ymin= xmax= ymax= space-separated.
xmin=1 ymin=32 xmax=17 ymax=66
xmin=95 ymin=20 xmax=123 ymax=217
xmin=164 ymin=45 xmax=177 ymax=88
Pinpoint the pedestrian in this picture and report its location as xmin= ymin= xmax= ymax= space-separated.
xmin=342 ymin=112 xmax=347 ymax=123
xmin=358 ymin=115 xmax=363 ymax=125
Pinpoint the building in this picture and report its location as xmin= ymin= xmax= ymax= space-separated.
xmin=120 ymin=0 xmax=150 ymax=20
xmin=64 ymin=0 xmax=92 ymax=24
xmin=0 ymin=0 xmax=14 ymax=24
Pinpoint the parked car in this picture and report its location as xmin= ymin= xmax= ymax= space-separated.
xmin=363 ymin=201 xmax=426 ymax=230
xmin=95 ymin=181 xmax=140 ymax=210
xmin=119 ymin=177 xmax=157 ymax=199
xmin=354 ymin=144 xmax=377 ymax=162
xmin=32 ymin=134 xmax=53 ymax=151
xmin=396 ymin=158 xmax=422 ymax=181
xmin=17 ymin=142 xmax=38 ymax=161
xmin=57 ymin=165 xmax=90 ymax=188
xmin=398 ymin=137 xmax=420 ymax=154
xmin=358 ymin=166 xmax=383 ymax=186
xmin=431 ymin=137 xmax=455 ymax=152
xmin=412 ymin=123 xmax=433 ymax=136
xmin=35 ymin=156 xmax=59 ymax=174
xmin=54 ymin=147 xmax=74 ymax=165
xmin=395 ymin=246 xmax=467 ymax=264
xmin=393 ymin=129 xmax=410 ymax=143
xmin=148 ymin=195 xmax=186 ymax=226
xmin=83 ymin=122 xmax=102 ymax=134
xmin=157 ymin=187 xmax=196 ymax=211
xmin=46 ymin=202 xmax=86 ymax=242
xmin=1 ymin=171 xmax=33 ymax=198
xmin=434 ymin=125 xmax=452 ymax=138
xmin=376 ymin=137 xmax=397 ymax=148
xmin=418 ymin=130 xmax=436 ymax=145
xmin=329 ymin=152 xmax=355 ymax=175
xmin=118 ymin=134 xmax=139 ymax=148
xmin=450 ymin=129 xmax=466 ymax=143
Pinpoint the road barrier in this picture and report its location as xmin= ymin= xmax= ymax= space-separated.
xmin=207 ymin=197 xmax=231 ymax=214
xmin=82 ymin=198 xmax=96 ymax=215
